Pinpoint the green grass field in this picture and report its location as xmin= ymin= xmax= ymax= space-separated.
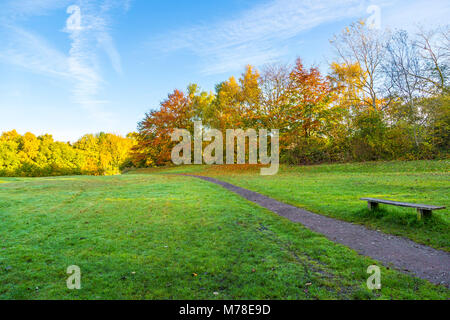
xmin=0 ymin=160 xmax=449 ymax=299
xmin=171 ymin=160 xmax=449 ymax=251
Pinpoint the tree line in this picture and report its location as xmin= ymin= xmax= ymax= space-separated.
xmin=133 ymin=22 xmax=449 ymax=166
xmin=1 ymin=22 xmax=449 ymax=177
xmin=0 ymin=130 xmax=135 ymax=177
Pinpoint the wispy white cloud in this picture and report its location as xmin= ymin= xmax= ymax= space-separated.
xmin=151 ymin=0 xmax=449 ymax=75
xmin=63 ymin=0 xmax=128 ymax=120
xmin=0 ymin=0 xmax=71 ymax=19
xmin=381 ymin=0 xmax=450 ymax=31
xmin=0 ymin=0 xmax=128 ymax=121
xmin=0 ymin=25 xmax=71 ymax=79
xmin=64 ymin=1 xmax=114 ymax=120
xmin=151 ymin=0 xmax=371 ymax=75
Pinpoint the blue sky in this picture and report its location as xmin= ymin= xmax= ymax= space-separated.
xmin=0 ymin=0 xmax=449 ymax=142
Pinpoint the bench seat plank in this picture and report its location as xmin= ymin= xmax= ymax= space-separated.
xmin=360 ymin=198 xmax=446 ymax=210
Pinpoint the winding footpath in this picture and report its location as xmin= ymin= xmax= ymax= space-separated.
xmin=185 ymin=175 xmax=450 ymax=287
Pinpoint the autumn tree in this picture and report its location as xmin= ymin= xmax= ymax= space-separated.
xmin=260 ymin=63 xmax=292 ymax=132
xmin=287 ymin=58 xmax=335 ymax=138
xmin=208 ymin=65 xmax=262 ymax=131
xmin=330 ymin=21 xmax=389 ymax=111
xmin=414 ymin=25 xmax=450 ymax=94
xmin=383 ymin=30 xmax=426 ymax=148
xmin=134 ymin=88 xmax=196 ymax=166
xmin=0 ymin=131 xmax=134 ymax=177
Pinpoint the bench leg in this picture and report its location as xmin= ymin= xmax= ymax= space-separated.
xmin=417 ymin=209 xmax=432 ymax=220
xmin=368 ymin=202 xmax=379 ymax=210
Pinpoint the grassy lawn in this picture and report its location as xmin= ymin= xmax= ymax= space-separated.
xmin=171 ymin=160 xmax=449 ymax=252
xmin=0 ymin=170 xmax=449 ymax=299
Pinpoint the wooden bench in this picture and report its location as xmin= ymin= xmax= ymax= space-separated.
xmin=360 ymin=198 xmax=446 ymax=220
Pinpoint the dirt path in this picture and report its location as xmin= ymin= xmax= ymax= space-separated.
xmin=185 ymin=175 xmax=450 ymax=287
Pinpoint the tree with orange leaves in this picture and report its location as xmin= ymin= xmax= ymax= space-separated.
xmin=133 ymin=89 xmax=193 ymax=166
xmin=287 ymin=58 xmax=335 ymax=139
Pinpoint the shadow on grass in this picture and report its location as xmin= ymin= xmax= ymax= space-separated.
xmin=354 ymin=207 xmax=448 ymax=227
xmin=352 ymin=207 xmax=450 ymax=250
